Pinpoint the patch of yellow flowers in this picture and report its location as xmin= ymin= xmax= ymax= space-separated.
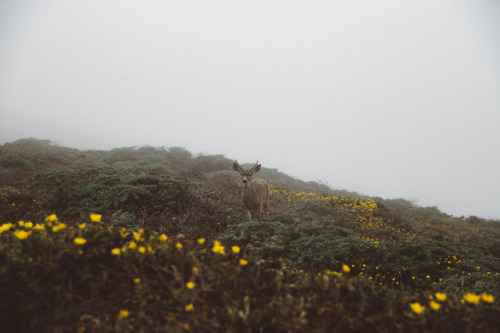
xmin=212 ymin=241 xmax=225 ymax=255
xmin=268 ymin=186 xmax=394 ymax=238
xmin=2 ymin=213 xmax=254 ymax=324
xmin=410 ymin=291 xmax=495 ymax=315
xmin=3 ymin=213 xmax=496 ymax=322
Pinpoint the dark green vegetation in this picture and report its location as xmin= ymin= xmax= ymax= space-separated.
xmin=1 ymin=139 xmax=499 ymax=332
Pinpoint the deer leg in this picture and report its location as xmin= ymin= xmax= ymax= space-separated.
xmin=246 ymin=209 xmax=252 ymax=221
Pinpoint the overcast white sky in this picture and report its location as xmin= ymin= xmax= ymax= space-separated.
xmin=1 ymin=0 xmax=499 ymax=219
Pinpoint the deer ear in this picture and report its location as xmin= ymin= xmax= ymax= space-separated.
xmin=254 ymin=164 xmax=262 ymax=173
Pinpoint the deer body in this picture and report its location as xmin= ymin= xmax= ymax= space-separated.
xmin=233 ymin=161 xmax=269 ymax=221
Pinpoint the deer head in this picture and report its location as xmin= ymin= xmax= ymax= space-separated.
xmin=232 ymin=161 xmax=261 ymax=185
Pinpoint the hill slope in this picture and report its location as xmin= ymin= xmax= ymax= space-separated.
xmin=0 ymin=138 xmax=499 ymax=332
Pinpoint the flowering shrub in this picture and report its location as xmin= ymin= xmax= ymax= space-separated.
xmin=0 ymin=215 xmax=498 ymax=332
xmin=1 ymin=140 xmax=499 ymax=332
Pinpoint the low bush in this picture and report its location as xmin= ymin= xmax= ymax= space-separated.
xmin=83 ymin=173 xmax=190 ymax=216
xmin=1 ymin=217 xmax=498 ymax=333
xmin=27 ymin=167 xmax=190 ymax=221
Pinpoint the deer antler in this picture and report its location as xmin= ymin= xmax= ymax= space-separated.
xmin=248 ymin=161 xmax=261 ymax=175
xmin=232 ymin=160 xmax=244 ymax=173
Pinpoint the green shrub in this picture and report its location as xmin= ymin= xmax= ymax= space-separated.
xmin=83 ymin=174 xmax=189 ymax=216
xmin=0 ymin=153 xmax=33 ymax=169
xmin=1 ymin=218 xmax=498 ymax=333
xmin=29 ymin=168 xmax=85 ymax=216
xmin=221 ymin=217 xmax=374 ymax=271
xmin=28 ymin=167 xmax=190 ymax=220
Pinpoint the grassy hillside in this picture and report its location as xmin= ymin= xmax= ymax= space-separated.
xmin=1 ymin=139 xmax=499 ymax=332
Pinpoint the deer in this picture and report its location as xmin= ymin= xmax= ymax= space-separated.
xmin=232 ymin=161 xmax=269 ymax=221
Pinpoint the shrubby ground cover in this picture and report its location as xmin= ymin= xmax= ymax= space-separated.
xmin=0 ymin=139 xmax=499 ymax=332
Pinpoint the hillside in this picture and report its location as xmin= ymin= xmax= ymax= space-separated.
xmin=0 ymin=138 xmax=499 ymax=332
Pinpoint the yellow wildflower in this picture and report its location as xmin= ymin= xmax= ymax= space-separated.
xmin=342 ymin=264 xmax=351 ymax=273
xmin=463 ymin=293 xmax=480 ymax=305
xmin=24 ymin=222 xmax=33 ymax=228
xmin=158 ymin=234 xmax=168 ymax=242
xmin=212 ymin=241 xmax=225 ymax=255
xmin=78 ymin=223 xmax=86 ymax=229
xmin=197 ymin=238 xmax=205 ymax=245
xmin=185 ymin=303 xmax=194 ymax=312
xmin=111 ymin=248 xmax=121 ymax=256
xmin=192 ymin=267 xmax=199 ymax=274
xmin=90 ymin=213 xmax=102 ymax=222
xmin=176 ymin=242 xmax=183 ymax=249
xmin=0 ymin=223 xmax=13 ymax=233
xmin=232 ymin=246 xmax=241 ymax=254
xmin=429 ymin=301 xmax=441 ymax=311
xmin=133 ymin=231 xmax=143 ymax=242
xmin=186 ymin=282 xmax=195 ymax=289
xmin=481 ymin=293 xmax=494 ymax=303
xmin=239 ymin=259 xmax=248 ymax=266
xmin=134 ymin=278 xmax=140 ymax=284
xmin=435 ymin=292 xmax=447 ymax=302
xmin=138 ymin=246 xmax=146 ymax=254
xmin=74 ymin=237 xmax=87 ymax=245
xmin=33 ymin=224 xmax=45 ymax=230
xmin=14 ymin=230 xmax=30 ymax=240
xmin=128 ymin=241 xmax=137 ymax=250
xmin=45 ymin=214 xmax=58 ymax=223
xmin=52 ymin=223 xmax=67 ymax=232
xmin=119 ymin=309 xmax=130 ymax=318
xmin=410 ymin=302 xmax=425 ymax=314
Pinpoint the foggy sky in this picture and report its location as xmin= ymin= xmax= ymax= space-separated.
xmin=1 ymin=0 xmax=500 ymax=219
